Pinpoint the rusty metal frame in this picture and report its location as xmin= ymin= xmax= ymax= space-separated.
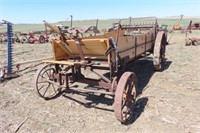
xmin=34 ymin=16 xmax=168 ymax=123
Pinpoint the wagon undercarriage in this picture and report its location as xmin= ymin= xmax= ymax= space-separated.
xmin=34 ymin=17 xmax=167 ymax=123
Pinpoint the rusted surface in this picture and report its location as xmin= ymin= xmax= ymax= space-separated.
xmin=153 ymin=31 xmax=167 ymax=71
xmin=110 ymin=76 xmax=117 ymax=92
xmin=34 ymin=64 xmax=62 ymax=100
xmin=185 ymin=37 xmax=200 ymax=46
xmin=32 ymin=17 xmax=168 ymax=123
xmin=187 ymin=20 xmax=200 ymax=30
xmin=0 ymin=30 xmax=50 ymax=44
xmin=114 ymin=72 xmax=137 ymax=123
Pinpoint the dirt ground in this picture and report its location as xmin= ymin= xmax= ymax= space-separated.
xmin=0 ymin=31 xmax=200 ymax=133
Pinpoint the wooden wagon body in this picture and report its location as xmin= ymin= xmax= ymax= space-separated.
xmin=34 ymin=17 xmax=167 ymax=123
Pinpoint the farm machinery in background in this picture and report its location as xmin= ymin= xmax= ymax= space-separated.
xmin=0 ymin=21 xmax=53 ymax=44
xmin=0 ymin=32 xmax=7 ymax=44
xmin=185 ymin=21 xmax=200 ymax=46
xmin=0 ymin=26 xmax=70 ymax=44
xmin=186 ymin=20 xmax=200 ymax=31
xmin=173 ymin=21 xmax=200 ymax=31
xmin=15 ymin=32 xmax=28 ymax=43
xmin=0 ymin=31 xmax=49 ymax=44
xmin=28 ymin=31 xmax=49 ymax=44
xmin=0 ymin=20 xmax=53 ymax=82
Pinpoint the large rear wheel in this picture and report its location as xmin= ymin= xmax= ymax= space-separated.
xmin=153 ymin=31 xmax=167 ymax=71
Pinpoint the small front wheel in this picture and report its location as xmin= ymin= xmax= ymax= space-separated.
xmin=34 ymin=64 xmax=61 ymax=100
xmin=114 ymin=72 xmax=138 ymax=123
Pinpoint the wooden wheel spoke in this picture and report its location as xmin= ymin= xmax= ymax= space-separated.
xmin=34 ymin=64 xmax=62 ymax=99
xmin=37 ymin=81 xmax=48 ymax=84
xmin=122 ymin=100 xmax=129 ymax=109
xmin=123 ymin=90 xmax=127 ymax=99
xmin=42 ymin=83 xmax=50 ymax=97
xmin=41 ymin=75 xmax=55 ymax=83
xmin=41 ymin=76 xmax=49 ymax=81
xmin=38 ymin=85 xmax=45 ymax=91
xmin=51 ymin=83 xmax=57 ymax=93
xmin=122 ymin=97 xmax=133 ymax=109
xmin=45 ymin=71 xmax=51 ymax=78
xmin=38 ymin=71 xmax=49 ymax=79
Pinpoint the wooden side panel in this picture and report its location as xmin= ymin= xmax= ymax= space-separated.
xmin=136 ymin=35 xmax=146 ymax=55
xmin=118 ymin=28 xmax=156 ymax=59
xmin=136 ymin=45 xmax=145 ymax=55
xmin=147 ymin=32 xmax=153 ymax=42
xmin=66 ymin=39 xmax=108 ymax=56
xmin=119 ymin=48 xmax=136 ymax=60
xmin=146 ymin=28 xmax=155 ymax=51
xmin=136 ymin=34 xmax=146 ymax=45
xmin=51 ymin=41 xmax=69 ymax=60
xmin=66 ymin=40 xmax=79 ymax=54
xmin=146 ymin=42 xmax=153 ymax=51
xmin=117 ymin=36 xmax=136 ymax=52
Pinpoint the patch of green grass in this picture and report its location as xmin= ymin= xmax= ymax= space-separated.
xmin=0 ymin=18 xmax=199 ymax=33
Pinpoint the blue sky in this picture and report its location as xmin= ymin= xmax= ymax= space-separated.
xmin=0 ymin=0 xmax=199 ymax=23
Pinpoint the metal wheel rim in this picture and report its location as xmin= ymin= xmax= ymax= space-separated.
xmin=39 ymin=36 xmax=45 ymax=43
xmin=114 ymin=72 xmax=137 ymax=123
xmin=34 ymin=64 xmax=61 ymax=100
xmin=153 ymin=31 xmax=166 ymax=71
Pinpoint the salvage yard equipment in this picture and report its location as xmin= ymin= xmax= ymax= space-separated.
xmin=0 ymin=31 xmax=50 ymax=44
xmin=186 ymin=20 xmax=200 ymax=31
xmin=28 ymin=32 xmax=46 ymax=44
xmin=0 ymin=32 xmax=7 ymax=44
xmin=15 ymin=32 xmax=28 ymax=44
xmin=173 ymin=15 xmax=184 ymax=30
xmin=34 ymin=17 xmax=167 ymax=123
xmin=185 ymin=37 xmax=200 ymax=46
xmin=0 ymin=20 xmax=53 ymax=81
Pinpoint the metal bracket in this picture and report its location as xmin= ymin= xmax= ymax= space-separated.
xmin=108 ymin=37 xmax=118 ymax=72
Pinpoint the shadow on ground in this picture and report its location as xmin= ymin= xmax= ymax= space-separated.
xmin=125 ymin=97 xmax=149 ymax=125
xmin=62 ymin=90 xmax=114 ymax=112
xmin=127 ymin=58 xmax=172 ymax=95
xmin=52 ymin=57 xmax=172 ymax=124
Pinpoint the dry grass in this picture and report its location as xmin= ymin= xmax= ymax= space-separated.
xmin=0 ymin=31 xmax=200 ymax=133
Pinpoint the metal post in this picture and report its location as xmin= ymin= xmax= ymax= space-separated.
xmin=129 ymin=17 xmax=132 ymax=25
xmin=70 ymin=15 xmax=73 ymax=28
xmin=6 ymin=22 xmax=13 ymax=75
xmin=95 ymin=19 xmax=98 ymax=36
